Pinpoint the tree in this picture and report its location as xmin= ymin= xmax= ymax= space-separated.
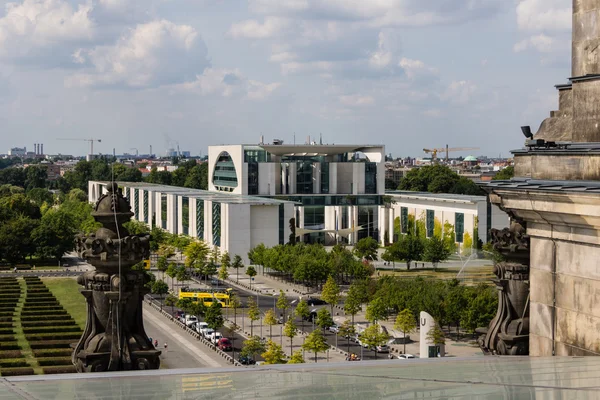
xmin=241 ymin=336 xmax=265 ymax=361
xmin=359 ymin=324 xmax=389 ymax=359
xmin=461 ymin=284 xmax=498 ymax=334
xmin=165 ymin=263 xmax=177 ymax=290
xmin=248 ymin=243 xmax=266 ymax=271
xmin=151 ymin=280 xmax=169 ymax=300
xmin=205 ymin=301 xmax=224 ymax=348
xmin=394 ymin=234 xmax=425 ymax=270
xmin=31 ymin=208 xmax=76 ymax=260
xmin=353 ymin=237 xmax=379 ymax=261
xmin=394 ymin=309 xmax=417 ymax=355
xmin=276 ymin=290 xmax=290 ymax=322
xmin=264 ymin=309 xmax=278 ymax=340
xmin=247 ymin=297 xmax=260 ymax=337
xmin=184 ymin=164 xmax=208 ymax=190
xmin=344 ymin=282 xmax=365 ymax=325
xmin=165 ymin=294 xmax=177 ymax=315
xmin=184 ymin=240 xmax=210 ymax=271
xmin=26 ymin=188 xmax=54 ymax=208
xmin=220 ymin=251 xmax=231 ymax=273
xmin=156 ymin=256 xmax=168 ymax=278
xmin=462 ymin=232 xmax=473 ymax=256
xmin=123 ymin=220 xmax=150 ymax=235
xmin=287 ymin=350 xmax=305 ymax=364
xmin=493 ymin=166 xmax=514 ymax=180
xmin=295 ymin=299 xmax=310 ymax=331
xmin=366 ymin=297 xmax=388 ymax=324
xmin=338 ymin=319 xmax=356 ymax=354
xmin=246 ymin=265 xmax=257 ymax=289
xmin=315 ymin=308 xmax=334 ymax=334
xmin=321 ymin=275 xmax=341 ymax=315
xmin=283 ymin=318 xmax=298 ymax=356
xmin=218 ymin=263 xmax=229 ymax=283
xmin=0 ymin=216 xmax=39 ymax=262
xmin=25 ymin=165 xmax=47 ymax=190
xmin=176 ymin=298 xmax=194 ymax=314
xmin=423 ymin=236 xmax=451 ymax=269
xmin=426 ymin=324 xmax=446 ymax=348
xmin=189 ymin=301 xmax=207 ymax=319
xmin=302 ymin=330 xmax=329 ymax=363
xmin=261 ymin=340 xmax=287 ymax=364
xmin=231 ymin=254 xmax=243 ymax=283
xmin=176 ymin=265 xmax=190 ymax=287
xmin=210 ymin=245 xmax=221 ymax=264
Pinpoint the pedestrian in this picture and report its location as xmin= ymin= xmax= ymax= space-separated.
xmin=164 ymin=342 xmax=168 ymax=351
xmin=149 ymin=337 xmax=153 ymax=345
xmin=154 ymin=339 xmax=158 ymax=348
xmin=13 ymin=267 xmax=17 ymax=273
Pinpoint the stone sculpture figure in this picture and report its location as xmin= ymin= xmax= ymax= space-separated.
xmin=73 ymin=182 xmax=160 ymax=372
xmin=478 ymin=222 xmax=530 ymax=356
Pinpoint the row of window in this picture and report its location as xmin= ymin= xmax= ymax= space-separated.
xmin=400 ymin=207 xmax=465 ymax=243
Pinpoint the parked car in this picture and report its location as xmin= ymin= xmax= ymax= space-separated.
xmin=174 ymin=310 xmax=185 ymax=321
xmin=185 ymin=315 xmax=198 ymax=328
xmin=397 ymin=354 xmax=415 ymax=360
xmin=376 ymin=344 xmax=389 ymax=353
xmin=307 ymin=297 xmax=327 ymax=306
xmin=196 ymin=322 xmax=208 ymax=334
xmin=239 ymin=355 xmax=256 ymax=365
xmin=203 ymin=328 xmax=214 ymax=339
xmin=210 ymin=332 xmax=223 ymax=344
xmin=210 ymin=278 xmax=220 ymax=286
xmin=217 ymin=338 xmax=232 ymax=351
xmin=303 ymin=309 xmax=318 ymax=322
xmin=329 ymin=324 xmax=340 ymax=334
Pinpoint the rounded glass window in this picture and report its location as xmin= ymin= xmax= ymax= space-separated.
xmin=212 ymin=152 xmax=238 ymax=191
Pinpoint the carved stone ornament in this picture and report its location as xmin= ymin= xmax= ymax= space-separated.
xmin=73 ymin=182 xmax=160 ymax=372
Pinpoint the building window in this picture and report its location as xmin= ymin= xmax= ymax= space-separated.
xmin=401 ymin=207 xmax=408 ymax=234
xmin=212 ymin=202 xmax=221 ymax=246
xmin=182 ymin=197 xmax=189 ymax=235
xmin=279 ymin=204 xmax=285 ymax=245
xmin=455 ymin=213 xmax=464 ymax=243
xmin=133 ymin=190 xmax=139 ymax=218
xmin=244 ymin=149 xmax=269 ymax=163
xmin=174 ymin=197 xmax=178 ymax=233
xmin=143 ymin=190 xmax=148 ymax=223
xmin=296 ymin=161 xmax=314 ymax=194
xmin=212 ymin=152 xmax=238 ymax=191
xmin=196 ymin=200 xmax=204 ymax=239
xmin=358 ymin=207 xmax=376 ymax=240
xmin=426 ymin=209 xmax=435 ymax=238
xmin=161 ymin=194 xmax=167 ymax=229
xmin=248 ymin=162 xmax=259 ymax=195
xmin=320 ymin=163 xmax=329 ymax=194
xmin=303 ymin=206 xmax=324 ymax=230
xmin=365 ymin=162 xmax=377 ymax=194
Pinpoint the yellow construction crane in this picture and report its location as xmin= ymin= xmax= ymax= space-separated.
xmin=423 ymin=145 xmax=480 ymax=163
xmin=57 ymin=138 xmax=102 ymax=156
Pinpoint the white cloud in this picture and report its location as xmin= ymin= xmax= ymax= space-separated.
xmin=441 ymin=80 xmax=477 ymax=105
xmin=269 ymin=51 xmax=297 ymax=63
xmin=247 ymin=80 xmax=281 ymax=100
xmin=339 ymin=94 xmax=374 ymax=107
xmin=399 ymin=57 xmax=438 ymax=80
xmin=0 ymin=0 xmax=94 ymax=59
xmin=228 ymin=17 xmax=289 ymax=39
xmin=66 ymin=20 xmax=206 ymax=88
xmin=369 ymin=32 xmax=392 ymax=69
xmin=516 ymin=0 xmax=571 ymax=32
xmin=514 ymin=34 xmax=555 ymax=53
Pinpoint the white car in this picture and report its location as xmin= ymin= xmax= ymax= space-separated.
xmin=203 ymin=328 xmax=214 ymax=339
xmin=185 ymin=315 xmax=198 ymax=328
xmin=397 ymin=354 xmax=415 ymax=359
xmin=196 ymin=322 xmax=208 ymax=334
xmin=210 ymin=332 xmax=223 ymax=344
xmin=376 ymin=344 xmax=390 ymax=353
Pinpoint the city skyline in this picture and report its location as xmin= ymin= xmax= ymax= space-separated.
xmin=0 ymin=0 xmax=571 ymax=157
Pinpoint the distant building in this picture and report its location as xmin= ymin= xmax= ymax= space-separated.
xmin=8 ymin=147 xmax=26 ymax=156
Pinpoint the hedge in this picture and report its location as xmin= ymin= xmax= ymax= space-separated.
xmin=0 ymin=359 xmax=29 ymax=368
xmin=0 ymin=367 xmax=34 ymax=376
xmin=0 ymin=335 xmax=16 ymax=342
xmin=28 ymin=340 xmax=73 ymax=349
xmin=26 ymin=333 xmax=81 ymax=341
xmin=21 ymin=320 xmax=75 ymax=327
xmin=23 ymin=326 xmax=81 ymax=334
xmin=27 ymin=293 xmax=53 ymax=298
xmin=0 ymin=342 xmax=20 ymax=350
xmin=37 ymin=357 xmax=73 ymax=366
xmin=33 ymin=349 xmax=71 ymax=358
xmin=24 ymin=298 xmax=58 ymax=304
xmin=22 ymin=306 xmax=64 ymax=311
xmin=21 ymin=310 xmax=68 ymax=316
xmin=0 ymin=317 xmax=13 ymax=323
xmin=42 ymin=365 xmax=77 ymax=375
xmin=21 ymin=315 xmax=72 ymax=322
xmin=0 ymin=328 xmax=15 ymax=335
xmin=0 ymin=350 xmax=22 ymax=359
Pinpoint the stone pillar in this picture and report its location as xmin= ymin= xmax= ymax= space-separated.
xmin=572 ymin=0 xmax=600 ymax=77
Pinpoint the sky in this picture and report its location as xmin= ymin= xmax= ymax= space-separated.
xmin=0 ymin=0 xmax=572 ymax=158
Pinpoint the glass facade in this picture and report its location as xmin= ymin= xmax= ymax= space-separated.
xmin=401 ymin=207 xmax=408 ymax=234
xmin=212 ymin=202 xmax=221 ymax=246
xmin=455 ymin=212 xmax=464 ymax=243
xmin=248 ymin=162 xmax=259 ymax=195
xmin=161 ymin=194 xmax=167 ymax=229
xmin=365 ymin=162 xmax=377 ymax=194
xmin=358 ymin=207 xmax=376 ymax=241
xmin=244 ymin=149 xmax=270 ymax=163
xmin=279 ymin=195 xmax=382 ymax=206
xmin=182 ymin=197 xmax=189 ymax=235
xmin=426 ymin=209 xmax=435 ymax=238
xmin=279 ymin=204 xmax=285 ymax=245
xmin=196 ymin=200 xmax=204 ymax=239
xmin=213 ymin=152 xmax=238 ymax=191
xmin=143 ymin=190 xmax=148 ymax=223
xmin=133 ymin=189 xmax=139 ymax=218
xmin=303 ymin=206 xmax=325 ymax=229
xmin=296 ymin=161 xmax=314 ymax=194
xmin=320 ymin=163 xmax=329 ymax=194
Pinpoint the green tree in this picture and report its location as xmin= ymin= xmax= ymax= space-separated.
xmin=261 ymin=340 xmax=287 ymax=364
xmin=151 ymin=280 xmax=169 ymax=299
xmin=396 ymin=234 xmax=425 ymax=270
xmin=123 ymin=219 xmax=150 ymax=235
xmin=461 ymin=285 xmax=498 ymax=334
xmin=321 ymin=275 xmax=341 ymax=315
xmin=241 ymin=336 xmax=266 ymax=361
xmin=394 ymin=309 xmax=417 ymax=355
xmin=231 ymin=254 xmax=243 ymax=283
xmin=184 ymin=240 xmax=210 ymax=271
xmin=295 ymin=299 xmax=310 ymax=331
xmin=26 ymin=188 xmax=54 ymax=208
xmin=315 ymin=308 xmax=334 ymax=334
xmin=25 ymin=165 xmax=48 ymax=190
xmin=353 ymin=237 xmax=379 ymax=261
xmin=205 ymin=301 xmax=224 ymax=348
xmin=283 ymin=318 xmax=298 ymax=356
xmin=165 ymin=263 xmax=177 ymax=290
xmin=442 ymin=222 xmax=457 ymax=255
xmin=218 ymin=263 xmax=229 ymax=282
xmin=287 ymin=350 xmax=305 ymax=364
xmin=338 ymin=319 xmax=356 ymax=354
xmin=264 ymin=309 xmax=278 ymax=340
xmin=184 ymin=164 xmax=208 ymax=190
xmin=423 ymin=235 xmax=451 ymax=269
xmin=302 ymin=330 xmax=329 ymax=363
xmin=247 ymin=297 xmax=260 ymax=337
xmin=462 ymin=232 xmax=473 ymax=256
xmin=359 ymin=324 xmax=389 ymax=359
xmin=0 ymin=216 xmax=39 ymax=262
xmin=493 ymin=166 xmax=514 ymax=180
xmin=156 ymin=256 xmax=168 ymax=277
xmin=366 ymin=297 xmax=388 ymax=324
xmin=276 ymin=290 xmax=290 ymax=322
xmin=176 ymin=265 xmax=190 ymax=287
xmin=165 ymin=294 xmax=177 ymax=315
xmin=248 ymin=243 xmax=267 ymax=270
xmin=344 ymin=281 xmax=366 ymax=325
xmin=31 ymin=208 xmax=76 ymax=260
xmin=176 ymin=298 xmax=194 ymax=314
xmin=426 ymin=324 xmax=446 ymax=347
xmin=189 ymin=301 xmax=207 ymax=319
xmin=246 ymin=265 xmax=257 ymax=290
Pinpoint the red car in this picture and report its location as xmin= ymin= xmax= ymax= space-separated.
xmin=217 ymin=338 xmax=232 ymax=351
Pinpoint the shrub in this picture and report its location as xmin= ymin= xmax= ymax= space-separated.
xmin=26 ymin=333 xmax=81 ymax=341
xmin=0 ymin=335 xmax=16 ymax=342
xmin=28 ymin=340 xmax=74 ymax=349
xmin=0 ymin=367 xmax=34 ymax=376
xmin=0 ymin=350 xmax=22 ymax=358
xmin=21 ymin=310 xmax=67 ymax=316
xmin=21 ymin=306 xmax=65 ymax=312
xmin=0 ymin=317 xmax=13 ymax=323
xmin=0 ymin=328 xmax=15 ymax=335
xmin=41 ymin=365 xmax=77 ymax=375
xmin=0 ymin=359 xmax=29 ymax=368
xmin=32 ymin=349 xmax=71 ymax=358
xmin=0 ymin=342 xmax=20 ymax=350
xmin=23 ymin=326 xmax=81 ymax=333
xmin=24 ymin=298 xmax=58 ymax=304
xmin=37 ymin=357 xmax=73 ymax=366
xmin=21 ymin=315 xmax=71 ymax=322
xmin=21 ymin=320 xmax=75 ymax=327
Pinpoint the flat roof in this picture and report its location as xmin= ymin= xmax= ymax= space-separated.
xmin=386 ymin=190 xmax=487 ymax=204
xmin=2 ymin=357 xmax=599 ymax=399
xmin=94 ymin=181 xmax=297 ymax=206
xmin=484 ymin=178 xmax=600 ymax=194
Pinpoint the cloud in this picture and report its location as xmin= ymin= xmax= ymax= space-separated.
xmin=368 ymin=32 xmax=392 ymax=69
xmin=339 ymin=94 xmax=374 ymax=107
xmin=399 ymin=57 xmax=438 ymax=80
xmin=66 ymin=20 xmax=207 ymax=88
xmin=514 ymin=34 xmax=555 ymax=53
xmin=516 ymin=0 xmax=571 ymax=32
xmin=0 ymin=0 xmax=94 ymax=60
xmin=228 ymin=16 xmax=290 ymax=39
xmin=441 ymin=80 xmax=477 ymax=105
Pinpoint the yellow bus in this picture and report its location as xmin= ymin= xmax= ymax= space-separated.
xmin=178 ymin=287 xmax=233 ymax=308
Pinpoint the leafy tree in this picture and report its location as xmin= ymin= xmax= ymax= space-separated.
xmin=445 ymin=281 xmax=468 ymax=339
xmin=218 ymin=263 xmax=229 ymax=282
xmin=423 ymin=236 xmax=451 ymax=269
xmin=165 ymin=263 xmax=178 ymax=290
xmin=264 ymin=309 xmax=278 ymax=340
xmin=283 ymin=318 xmax=298 ymax=356
xmin=338 ymin=319 xmax=356 ymax=354
xmin=176 ymin=265 xmax=190 ymax=287
xmin=26 ymin=188 xmax=54 ymax=208
xmin=353 ymin=237 xmax=379 ymax=261
xmin=493 ymin=166 xmax=514 ymax=180
xmin=0 ymin=216 xmax=39 ymax=262
xmin=241 ymin=336 xmax=266 ymax=361
xmin=394 ymin=309 xmax=417 ymax=355
xmin=123 ymin=220 xmax=150 ymax=235
xmin=365 ymin=297 xmax=388 ymax=324
xmin=302 ymin=330 xmax=329 ymax=363
xmin=344 ymin=281 xmax=367 ymax=324
xmin=395 ymin=234 xmax=425 ymax=270
xmin=321 ymin=275 xmax=341 ymax=315
xmin=231 ymin=254 xmax=243 ymax=283
xmin=295 ymin=299 xmax=310 ymax=330
xmin=246 ymin=265 xmax=257 ymax=289
xmin=359 ymin=324 xmax=389 ymax=359
xmin=461 ymin=284 xmax=498 ymax=334
xmin=116 ymin=167 xmax=142 ymax=182
xmin=248 ymin=243 xmax=267 ymax=270
xmin=184 ymin=240 xmax=209 ymax=273
xmin=261 ymin=340 xmax=287 ymax=364
xmin=210 ymin=245 xmax=221 ymax=264
xmin=184 ymin=164 xmax=208 ymax=190
xmin=31 ymin=208 xmax=76 ymax=260
xmin=287 ymin=350 xmax=305 ymax=364
xmin=315 ymin=308 xmax=334 ymax=333
xmin=158 ymin=244 xmax=176 ymax=259
xmin=426 ymin=324 xmax=446 ymax=347
xmin=247 ymin=297 xmax=260 ymax=337
xmin=156 ymin=256 xmax=168 ymax=276
xmin=276 ymin=290 xmax=290 ymax=322
xmin=442 ymin=222 xmax=457 ymax=254
xmin=462 ymin=232 xmax=473 ymax=256
xmin=176 ymin=298 xmax=194 ymax=314
xmin=25 ymin=165 xmax=48 ymax=190
xmin=205 ymin=301 xmax=224 ymax=348
xmin=165 ymin=294 xmax=177 ymax=314
xmin=151 ymin=280 xmax=169 ymax=299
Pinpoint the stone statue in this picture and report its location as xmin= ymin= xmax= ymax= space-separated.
xmin=478 ymin=222 xmax=530 ymax=356
xmin=73 ymin=182 xmax=160 ymax=372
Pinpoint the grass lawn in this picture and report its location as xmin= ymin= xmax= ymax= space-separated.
xmin=42 ymin=278 xmax=86 ymax=330
xmin=379 ymin=266 xmax=495 ymax=285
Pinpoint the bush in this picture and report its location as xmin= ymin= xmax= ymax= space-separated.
xmin=26 ymin=333 xmax=81 ymax=341
xmin=37 ymin=357 xmax=73 ymax=366
xmin=0 ymin=328 xmax=15 ymax=335
xmin=0 ymin=342 xmax=20 ymax=350
xmin=0 ymin=359 xmax=29 ymax=368
xmin=0 ymin=317 xmax=13 ymax=323
xmin=33 ymin=349 xmax=71 ymax=358
xmin=0 ymin=350 xmax=22 ymax=359
xmin=27 ymin=292 xmax=53 ymax=298
xmin=22 ymin=306 xmax=64 ymax=312
xmin=28 ymin=340 xmax=74 ymax=349
xmin=42 ymin=365 xmax=77 ymax=375
xmin=21 ymin=315 xmax=71 ymax=322
xmin=21 ymin=310 xmax=67 ymax=316
xmin=24 ymin=298 xmax=58 ymax=304
xmin=22 ymin=320 xmax=75 ymax=327
xmin=0 ymin=367 xmax=34 ymax=376
xmin=0 ymin=335 xmax=16 ymax=342
xmin=23 ymin=326 xmax=81 ymax=334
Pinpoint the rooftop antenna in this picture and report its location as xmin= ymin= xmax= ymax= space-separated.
xmin=319 ymin=133 xmax=322 ymax=145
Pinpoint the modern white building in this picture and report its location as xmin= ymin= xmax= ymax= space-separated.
xmin=208 ymin=143 xmax=388 ymax=245
xmin=88 ymin=181 xmax=295 ymax=263
xmin=386 ymin=191 xmax=509 ymax=247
